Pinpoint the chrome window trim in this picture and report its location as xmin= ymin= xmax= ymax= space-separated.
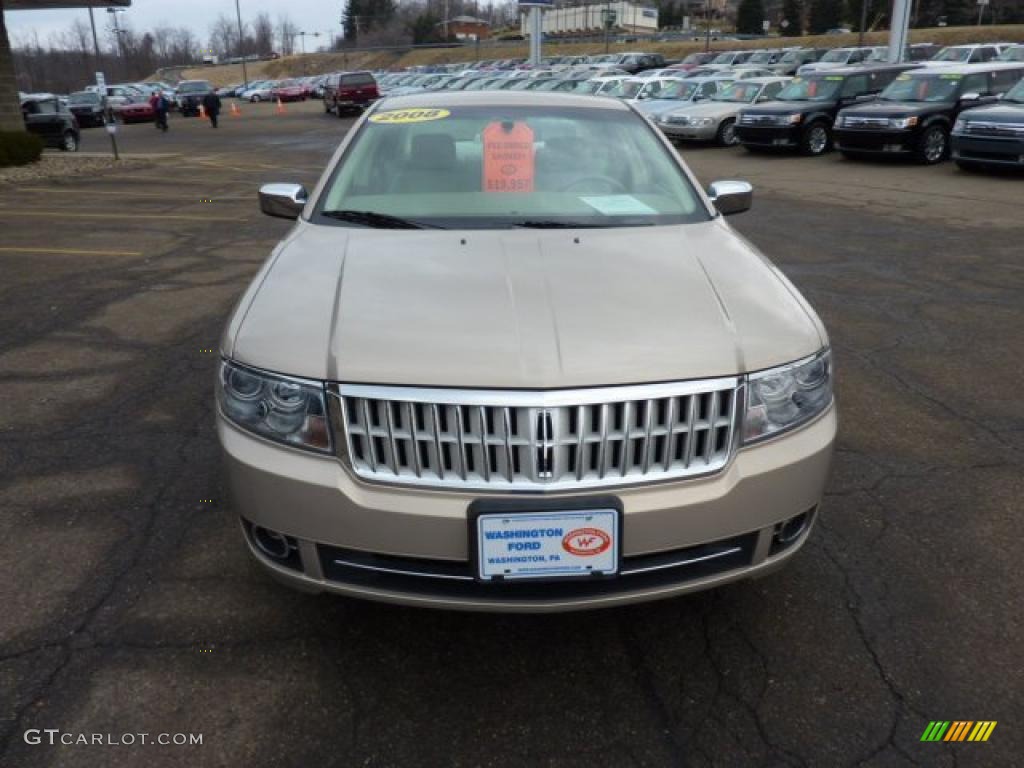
xmin=332 ymin=377 xmax=739 ymax=408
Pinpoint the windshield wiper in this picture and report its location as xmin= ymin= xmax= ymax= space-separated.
xmin=511 ymin=220 xmax=612 ymax=229
xmin=512 ymin=219 xmax=654 ymax=229
xmin=320 ymin=209 xmax=440 ymax=229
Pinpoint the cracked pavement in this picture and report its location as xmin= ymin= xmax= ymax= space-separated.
xmin=0 ymin=100 xmax=1020 ymax=767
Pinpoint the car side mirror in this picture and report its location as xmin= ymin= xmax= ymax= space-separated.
xmin=960 ymin=92 xmax=981 ymax=102
xmin=259 ymin=183 xmax=308 ymax=219
xmin=708 ymin=180 xmax=753 ymax=216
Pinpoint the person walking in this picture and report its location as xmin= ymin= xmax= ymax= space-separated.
xmin=152 ymin=90 xmax=169 ymax=132
xmin=202 ymin=90 xmax=222 ymax=129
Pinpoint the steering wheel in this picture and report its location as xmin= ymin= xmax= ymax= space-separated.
xmin=560 ymin=175 xmax=628 ymax=194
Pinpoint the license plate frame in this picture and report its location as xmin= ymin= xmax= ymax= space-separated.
xmin=469 ymin=497 xmax=623 ymax=583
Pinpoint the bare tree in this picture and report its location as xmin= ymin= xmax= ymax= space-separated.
xmin=208 ymin=14 xmax=238 ymax=57
xmin=276 ymin=14 xmax=299 ymax=56
xmin=252 ymin=12 xmax=275 ymax=56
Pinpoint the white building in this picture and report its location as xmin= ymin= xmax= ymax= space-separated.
xmin=521 ymin=2 xmax=659 ymax=36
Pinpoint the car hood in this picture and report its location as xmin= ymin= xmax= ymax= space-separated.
xmin=742 ymin=100 xmax=825 ymax=115
xmin=959 ymin=102 xmax=1024 ymax=123
xmin=839 ymin=100 xmax=949 ymax=119
xmin=663 ymin=101 xmax=740 ymax=119
xmin=226 ymin=221 xmax=825 ymax=388
xmin=636 ymin=98 xmax=698 ymax=115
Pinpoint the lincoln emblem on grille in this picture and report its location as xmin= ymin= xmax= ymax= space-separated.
xmin=536 ymin=409 xmax=555 ymax=479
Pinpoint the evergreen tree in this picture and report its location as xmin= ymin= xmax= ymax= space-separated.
xmin=342 ymin=0 xmax=396 ymax=43
xmin=807 ymin=0 xmax=845 ymax=33
xmin=782 ymin=0 xmax=804 ymax=34
xmin=736 ymin=0 xmax=767 ymax=33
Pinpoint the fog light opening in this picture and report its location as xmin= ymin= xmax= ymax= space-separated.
xmin=777 ymin=513 xmax=808 ymax=545
xmin=252 ymin=526 xmax=292 ymax=560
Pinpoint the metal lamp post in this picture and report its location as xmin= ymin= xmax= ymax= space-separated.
xmin=235 ymin=0 xmax=249 ymax=88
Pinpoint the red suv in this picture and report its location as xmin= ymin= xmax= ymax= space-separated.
xmin=323 ymin=71 xmax=379 ymax=116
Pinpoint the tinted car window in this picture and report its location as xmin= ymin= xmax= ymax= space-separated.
xmin=840 ymin=75 xmax=869 ymax=97
xmin=992 ymin=67 xmax=1024 ymax=91
xmin=342 ymin=74 xmax=375 ymax=87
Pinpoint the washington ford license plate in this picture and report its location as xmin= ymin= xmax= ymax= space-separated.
xmin=476 ymin=509 xmax=619 ymax=581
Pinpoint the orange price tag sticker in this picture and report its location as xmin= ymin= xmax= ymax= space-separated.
xmin=482 ymin=121 xmax=535 ymax=194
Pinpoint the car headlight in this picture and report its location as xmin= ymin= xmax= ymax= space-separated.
xmin=889 ymin=116 xmax=919 ymax=129
xmin=217 ymin=360 xmax=332 ymax=452
xmin=744 ymin=350 xmax=833 ymax=444
xmin=953 ymin=118 xmax=967 ymax=132
xmin=695 ymin=117 xmax=715 ymax=126
xmin=787 ymin=113 xmax=803 ymax=125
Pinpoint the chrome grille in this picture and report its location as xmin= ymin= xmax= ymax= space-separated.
xmin=964 ymin=121 xmax=1024 ymax=138
xmin=739 ymin=113 xmax=783 ymax=126
xmin=332 ymin=380 xmax=740 ymax=491
xmin=842 ymin=116 xmax=890 ymax=128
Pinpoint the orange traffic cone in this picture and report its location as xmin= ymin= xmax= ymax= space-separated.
xmin=230 ymin=102 xmax=241 ymax=118
xmin=199 ymin=103 xmax=206 ymax=119
xmin=275 ymin=97 xmax=287 ymax=115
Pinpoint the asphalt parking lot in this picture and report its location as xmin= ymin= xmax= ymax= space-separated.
xmin=1 ymin=99 xmax=1021 ymax=767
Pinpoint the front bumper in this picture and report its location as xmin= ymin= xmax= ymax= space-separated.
xmin=951 ymin=133 xmax=1024 ymax=167
xmin=658 ymin=121 xmax=718 ymax=141
xmin=735 ymin=124 xmax=801 ymax=149
xmin=219 ymin=403 xmax=836 ymax=611
xmin=833 ymin=127 xmax=914 ymax=155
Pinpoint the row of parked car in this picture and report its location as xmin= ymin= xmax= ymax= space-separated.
xmin=360 ymin=42 xmax=1024 ymax=171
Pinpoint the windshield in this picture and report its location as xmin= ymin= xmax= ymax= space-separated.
xmin=1004 ymin=80 xmax=1024 ymax=103
xmin=777 ymin=76 xmax=843 ymax=101
xmin=997 ymin=47 xmax=1024 ymax=62
xmin=711 ymin=53 xmax=736 ymax=64
xmin=820 ymin=50 xmax=851 ymax=63
xmin=605 ymin=80 xmax=643 ymax=98
xmin=178 ymin=81 xmax=211 ymax=93
xmin=713 ymin=81 xmax=763 ymax=103
xmin=932 ymin=47 xmax=971 ymax=62
xmin=682 ymin=53 xmax=707 ymax=64
xmin=779 ymin=51 xmax=806 ymax=64
xmin=652 ymin=80 xmax=699 ymax=100
xmin=880 ymin=73 xmax=962 ymax=102
xmin=570 ymin=80 xmax=603 ymax=94
xmin=316 ymin=106 xmax=706 ymax=229
xmin=69 ymin=92 xmax=99 ymax=104
xmin=747 ymin=51 xmax=773 ymax=64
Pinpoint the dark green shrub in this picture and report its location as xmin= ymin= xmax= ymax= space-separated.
xmin=0 ymin=131 xmax=45 ymax=168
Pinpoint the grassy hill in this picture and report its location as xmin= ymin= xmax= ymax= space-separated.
xmin=171 ymin=24 xmax=1024 ymax=86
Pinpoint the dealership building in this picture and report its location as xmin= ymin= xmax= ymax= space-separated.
xmin=520 ymin=2 xmax=659 ymax=36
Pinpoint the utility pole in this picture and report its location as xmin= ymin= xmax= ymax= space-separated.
xmin=235 ymin=0 xmax=249 ymax=88
xmin=858 ymin=0 xmax=869 ymax=49
xmin=90 ymin=4 xmax=119 ymax=161
xmin=705 ymin=0 xmax=711 ymax=53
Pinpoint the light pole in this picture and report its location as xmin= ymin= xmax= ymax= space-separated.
xmin=234 ymin=0 xmax=249 ymax=88
xmin=106 ymin=7 xmax=126 ymax=58
xmin=858 ymin=0 xmax=869 ymax=49
xmin=705 ymin=0 xmax=711 ymax=53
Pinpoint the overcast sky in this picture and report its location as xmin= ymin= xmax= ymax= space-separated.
xmin=4 ymin=1 xmax=343 ymax=48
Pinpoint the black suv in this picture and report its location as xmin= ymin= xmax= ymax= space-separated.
xmin=834 ymin=63 xmax=1024 ymax=164
xmin=21 ymin=95 xmax=80 ymax=152
xmin=767 ymin=48 xmax=830 ymax=76
xmin=951 ymin=75 xmax=1024 ymax=171
xmin=176 ymin=80 xmax=214 ymax=117
xmin=618 ymin=53 xmax=666 ymax=74
xmin=736 ymin=65 xmax=918 ymax=156
xmin=67 ymin=90 xmax=105 ymax=127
